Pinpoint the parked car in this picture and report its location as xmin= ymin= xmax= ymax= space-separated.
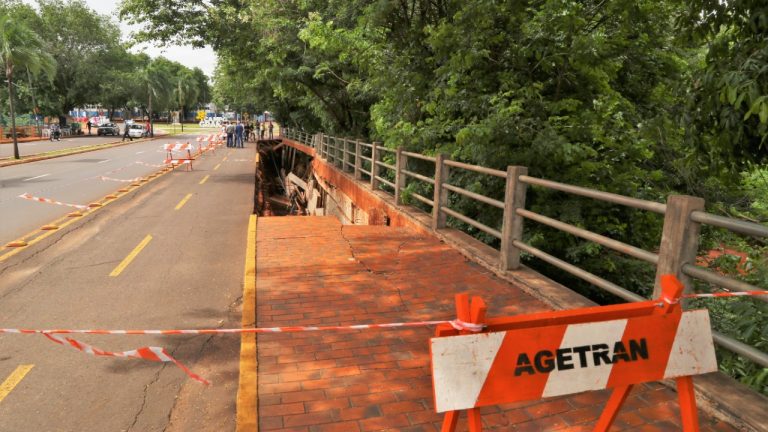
xmin=97 ymin=123 xmax=120 ymax=136
xmin=128 ymin=124 xmax=147 ymax=138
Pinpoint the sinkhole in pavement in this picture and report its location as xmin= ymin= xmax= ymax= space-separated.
xmin=256 ymin=142 xmax=317 ymax=217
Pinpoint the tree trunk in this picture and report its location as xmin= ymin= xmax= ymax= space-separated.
xmin=7 ymin=74 xmax=20 ymax=159
xmin=181 ymin=105 xmax=184 ymax=132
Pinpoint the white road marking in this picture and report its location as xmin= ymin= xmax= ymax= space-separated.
xmin=97 ymin=159 xmax=111 ymax=164
xmin=23 ymin=174 xmax=50 ymax=182
xmin=135 ymin=151 xmax=145 ymax=154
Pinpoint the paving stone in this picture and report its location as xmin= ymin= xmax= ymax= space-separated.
xmin=256 ymin=216 xmax=732 ymax=431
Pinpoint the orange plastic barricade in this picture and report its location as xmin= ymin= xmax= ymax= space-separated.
xmin=163 ymin=142 xmax=194 ymax=171
xmin=195 ymin=134 xmax=220 ymax=156
xmin=431 ymin=275 xmax=717 ymax=432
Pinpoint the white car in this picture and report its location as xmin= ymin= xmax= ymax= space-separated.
xmin=128 ymin=124 xmax=147 ymax=138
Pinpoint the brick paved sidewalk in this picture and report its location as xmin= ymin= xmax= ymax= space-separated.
xmin=256 ymin=217 xmax=737 ymax=431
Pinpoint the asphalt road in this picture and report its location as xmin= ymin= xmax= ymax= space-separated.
xmin=0 ymin=137 xmax=256 ymax=431
xmin=0 ymin=135 xmax=194 ymax=246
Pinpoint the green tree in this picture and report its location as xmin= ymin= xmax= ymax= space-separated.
xmin=677 ymin=0 xmax=768 ymax=171
xmin=173 ymin=69 xmax=198 ymax=131
xmin=0 ymin=14 xmax=55 ymax=159
xmin=35 ymin=0 xmax=122 ymax=119
xmin=190 ymin=67 xmax=211 ymax=109
xmin=134 ymin=57 xmax=172 ymax=137
xmin=119 ymin=0 xmax=768 ymax=393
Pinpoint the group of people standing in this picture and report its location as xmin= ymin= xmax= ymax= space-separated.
xmin=225 ymin=120 xmax=274 ymax=148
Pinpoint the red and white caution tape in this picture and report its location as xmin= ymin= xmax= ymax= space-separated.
xmin=683 ymin=290 xmax=768 ymax=299
xmin=0 ymin=319 xmax=458 ymax=337
xmin=100 ymin=176 xmax=142 ymax=183
xmin=18 ymin=193 xmax=88 ymax=210
xmin=102 ymin=164 xmax=133 ymax=176
xmin=662 ymin=290 xmax=768 ymax=304
xmin=4 ymin=289 xmax=767 ymax=385
xmin=0 ymin=320 xmax=465 ymax=385
xmin=135 ymin=161 xmax=164 ymax=168
xmin=41 ymin=333 xmax=209 ymax=384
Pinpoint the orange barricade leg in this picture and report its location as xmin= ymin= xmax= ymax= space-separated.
xmin=677 ymin=376 xmax=700 ymax=431
xmin=467 ymin=409 xmax=482 ymax=431
xmin=439 ymin=294 xmax=487 ymax=432
xmin=440 ymin=412 xmax=459 ymax=432
xmin=594 ymin=385 xmax=633 ymax=432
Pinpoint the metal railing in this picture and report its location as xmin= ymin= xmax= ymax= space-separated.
xmin=282 ymin=127 xmax=768 ymax=368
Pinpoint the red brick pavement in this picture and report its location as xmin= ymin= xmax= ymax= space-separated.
xmin=256 ymin=217 xmax=738 ymax=431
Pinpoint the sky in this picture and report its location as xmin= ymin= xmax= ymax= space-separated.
xmin=24 ymin=0 xmax=218 ymax=77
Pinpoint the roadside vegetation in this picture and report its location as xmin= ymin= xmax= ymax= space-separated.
xmin=0 ymin=0 xmax=211 ymax=156
xmin=92 ymin=0 xmax=768 ymax=394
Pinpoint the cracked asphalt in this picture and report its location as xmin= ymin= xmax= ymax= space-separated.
xmin=0 ymin=135 xmax=256 ymax=431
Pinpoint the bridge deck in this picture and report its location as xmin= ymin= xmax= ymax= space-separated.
xmin=256 ymin=216 xmax=737 ymax=431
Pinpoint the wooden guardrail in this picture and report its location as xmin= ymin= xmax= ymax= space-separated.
xmin=283 ymin=127 xmax=768 ymax=369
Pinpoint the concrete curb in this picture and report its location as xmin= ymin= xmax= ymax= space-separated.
xmin=236 ymin=214 xmax=259 ymax=432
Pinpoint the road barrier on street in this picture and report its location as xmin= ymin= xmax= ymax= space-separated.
xmin=430 ymin=275 xmax=719 ymax=432
xmin=163 ymin=142 xmax=195 ymax=171
xmin=18 ymin=193 xmax=88 ymax=210
xmin=195 ymin=134 xmax=224 ymax=155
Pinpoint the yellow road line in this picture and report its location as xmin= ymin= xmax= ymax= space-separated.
xmin=214 ymin=163 xmax=221 ymax=171
xmin=222 ymin=156 xmax=228 ymax=162
xmin=254 ymin=154 xmax=259 ymax=163
xmin=0 ymin=365 xmax=34 ymax=404
xmin=236 ymin=215 xmax=258 ymax=431
xmin=175 ymin=193 xmax=193 ymax=211
xmin=199 ymin=175 xmax=210 ymax=185
xmin=110 ymin=235 xmax=152 ymax=277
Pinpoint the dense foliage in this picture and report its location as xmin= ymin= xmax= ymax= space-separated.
xmin=122 ymin=0 xmax=768 ymax=393
xmin=0 ymin=0 xmax=211 ymax=130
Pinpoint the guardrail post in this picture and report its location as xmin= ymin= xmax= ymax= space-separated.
xmin=395 ymin=147 xmax=406 ymax=205
xmin=371 ymin=142 xmax=379 ymax=190
xmin=335 ymin=137 xmax=341 ymax=166
xmin=500 ymin=166 xmax=528 ymax=270
xmin=653 ymin=195 xmax=705 ymax=297
xmin=354 ymin=139 xmax=362 ymax=180
xmin=332 ymin=137 xmax=338 ymax=165
xmin=318 ymin=133 xmax=325 ymax=157
xmin=432 ymin=153 xmax=450 ymax=229
xmin=343 ymin=138 xmax=350 ymax=172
